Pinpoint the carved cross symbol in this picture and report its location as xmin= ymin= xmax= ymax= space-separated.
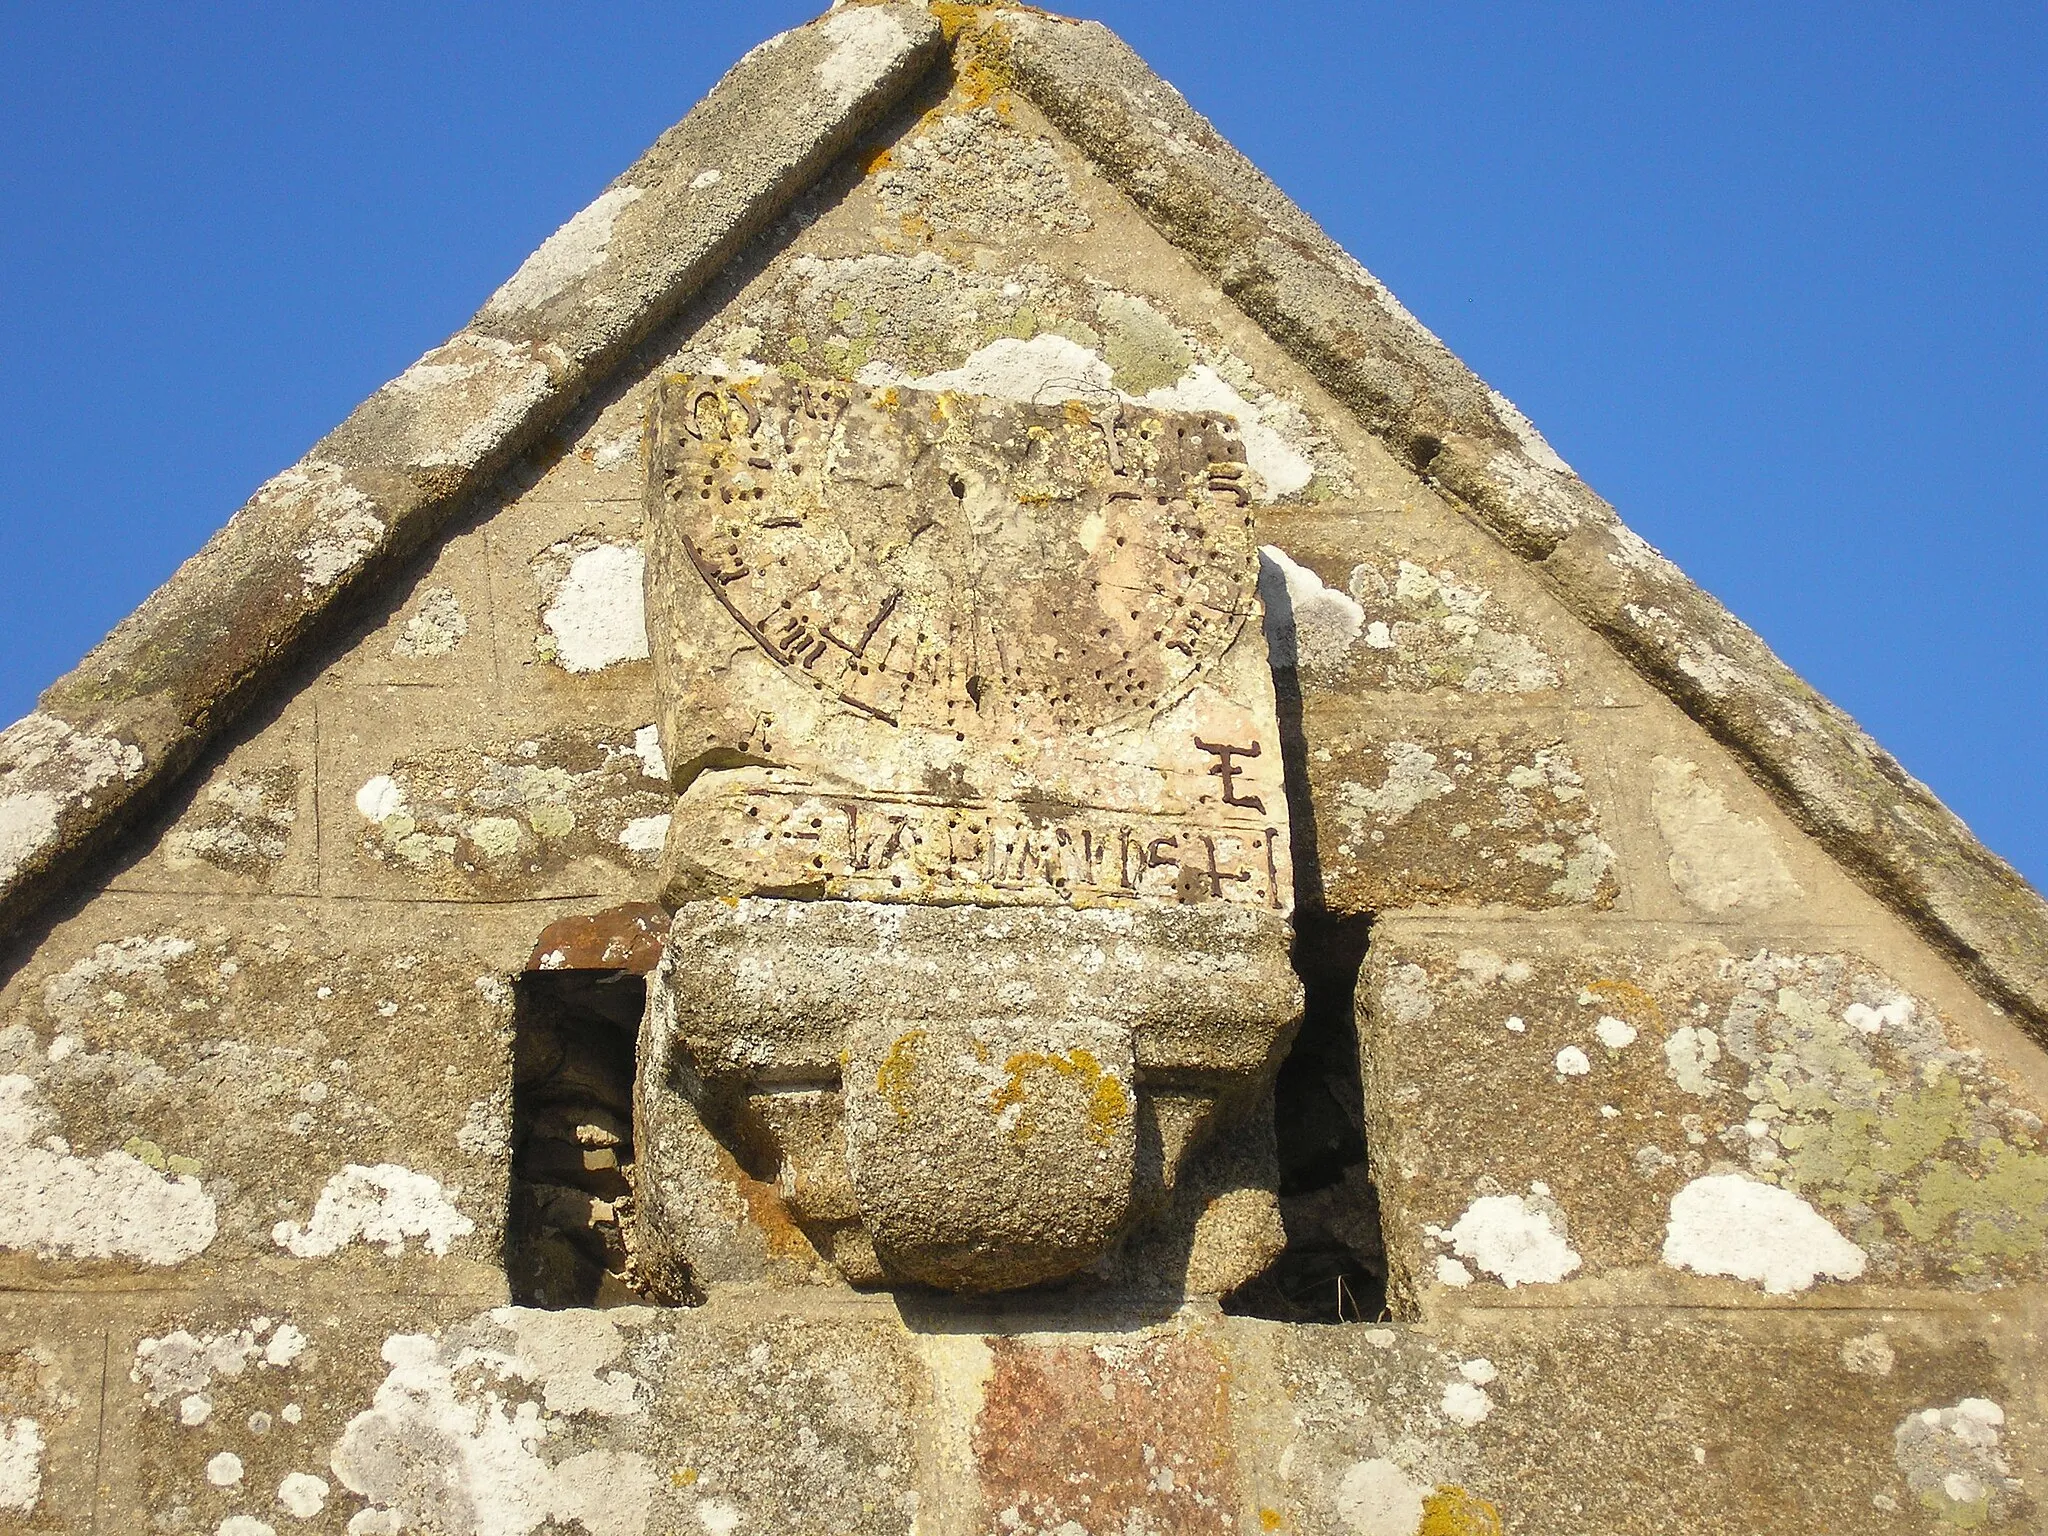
xmin=1194 ymin=737 xmax=1265 ymax=813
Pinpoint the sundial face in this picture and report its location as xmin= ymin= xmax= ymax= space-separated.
xmin=644 ymin=374 xmax=1292 ymax=914
xmin=655 ymin=377 xmax=1259 ymax=739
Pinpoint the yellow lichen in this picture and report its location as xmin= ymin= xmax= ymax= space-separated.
xmin=1257 ymin=1511 xmax=1285 ymax=1532
xmin=1419 ymin=1486 xmax=1505 ymax=1536
xmin=989 ymin=1047 xmax=1133 ymax=1146
xmin=876 ymin=1028 xmax=927 ymax=1126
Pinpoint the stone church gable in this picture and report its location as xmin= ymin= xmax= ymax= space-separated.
xmin=0 ymin=5 xmax=2040 ymax=1532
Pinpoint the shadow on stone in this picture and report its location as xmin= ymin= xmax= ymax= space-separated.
xmin=505 ymin=969 xmax=648 ymax=1308
xmin=1223 ymin=911 xmax=1387 ymax=1324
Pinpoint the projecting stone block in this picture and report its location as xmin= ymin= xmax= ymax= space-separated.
xmin=643 ymin=375 xmax=1289 ymax=912
xmin=1358 ymin=924 xmax=2048 ymax=1308
xmin=637 ymin=899 xmax=1300 ymax=1293
xmin=634 ymin=376 xmax=1301 ymax=1294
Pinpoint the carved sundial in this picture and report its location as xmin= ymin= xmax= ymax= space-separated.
xmin=655 ymin=377 xmax=1260 ymax=736
xmin=643 ymin=374 xmax=1291 ymax=913
xmin=635 ymin=373 xmax=1303 ymax=1294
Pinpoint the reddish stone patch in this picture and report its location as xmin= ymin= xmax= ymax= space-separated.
xmin=525 ymin=902 xmax=668 ymax=973
xmin=974 ymin=1332 xmax=1236 ymax=1535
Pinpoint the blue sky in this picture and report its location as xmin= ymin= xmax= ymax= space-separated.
xmin=2 ymin=2 xmax=2042 ymax=887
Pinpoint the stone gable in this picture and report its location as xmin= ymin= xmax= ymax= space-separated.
xmin=0 ymin=5 xmax=2040 ymax=1532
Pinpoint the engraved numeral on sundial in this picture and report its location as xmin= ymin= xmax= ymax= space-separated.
xmin=1194 ymin=737 xmax=1267 ymax=814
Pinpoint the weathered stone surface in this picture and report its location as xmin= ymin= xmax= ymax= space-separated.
xmin=1360 ymin=923 xmax=2048 ymax=1307
xmin=973 ymin=1327 xmax=1237 ymax=1534
xmin=1235 ymin=1306 xmax=2038 ymax=1534
xmin=527 ymin=902 xmax=669 ymax=975
xmin=1304 ymin=720 xmax=1618 ymax=914
xmin=645 ymin=374 xmax=1289 ymax=913
xmin=0 ymin=1299 xmax=103 ymax=1533
xmin=639 ymin=899 xmax=1300 ymax=1293
xmin=0 ymin=899 xmax=518 ymax=1280
xmin=1 ymin=3 xmax=943 ymax=937
xmin=324 ymin=697 xmax=672 ymax=901
xmin=1258 ymin=539 xmax=1569 ymax=697
xmin=0 ymin=10 xmax=2043 ymax=1533
xmin=107 ymin=699 xmax=318 ymax=898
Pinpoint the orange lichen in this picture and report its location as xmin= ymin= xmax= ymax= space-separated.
xmin=1420 ymin=1486 xmax=1505 ymax=1536
xmin=1583 ymin=976 xmax=1665 ymax=1033
xmin=1258 ymin=1509 xmax=1286 ymax=1530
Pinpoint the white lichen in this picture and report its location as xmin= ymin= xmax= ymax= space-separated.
xmin=1338 ymin=742 xmax=1455 ymax=823
xmin=815 ymin=5 xmax=910 ymax=110
xmin=1333 ymin=1458 xmax=1429 ymax=1536
xmin=272 ymin=1164 xmax=475 ymax=1259
xmin=1142 ymin=365 xmax=1315 ymax=498
xmin=1446 ymin=1192 xmax=1581 ymax=1287
xmin=0 ymin=1075 xmax=215 ymax=1265
xmin=0 ymin=1419 xmax=41 ymax=1514
xmin=1894 ymin=1399 xmax=2016 ymax=1524
xmin=488 ymin=185 xmax=645 ymax=314
xmin=618 ymin=816 xmax=670 ymax=857
xmin=278 ymin=1472 xmax=330 ymax=1519
xmin=0 ymin=792 xmax=59 ymax=888
xmin=539 ymin=543 xmax=650 ymax=674
xmin=1257 ymin=547 xmax=1363 ymax=672
xmin=1662 ymin=1173 xmax=1867 ymax=1294
xmin=331 ymin=1313 xmax=655 ymax=1536
xmin=1439 ymin=1379 xmax=1492 ymax=1427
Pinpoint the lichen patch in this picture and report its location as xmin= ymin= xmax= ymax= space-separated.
xmin=1662 ymin=1173 xmax=1867 ymax=1294
xmin=0 ymin=1073 xmax=216 ymax=1265
xmin=534 ymin=540 xmax=650 ymax=674
xmin=272 ymin=1163 xmax=475 ymax=1259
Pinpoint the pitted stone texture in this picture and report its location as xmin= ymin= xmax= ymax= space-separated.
xmin=638 ymin=899 xmax=1299 ymax=1293
xmin=1360 ymin=926 xmax=2048 ymax=1307
xmin=1306 ymin=725 xmax=1618 ymax=914
xmin=973 ymin=1328 xmax=1236 ymax=1536
xmin=0 ymin=900 xmax=515 ymax=1277
xmin=1236 ymin=1308 xmax=2036 ymax=1534
xmin=849 ymin=1014 xmax=1137 ymax=1290
xmin=637 ymin=1307 xmax=924 ymax=1536
xmin=325 ymin=699 xmax=672 ymax=901
xmin=646 ymin=374 xmax=1289 ymax=914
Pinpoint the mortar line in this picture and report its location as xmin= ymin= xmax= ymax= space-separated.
xmin=312 ymin=694 xmax=324 ymax=896
xmin=89 ymin=1330 xmax=110 ymax=1536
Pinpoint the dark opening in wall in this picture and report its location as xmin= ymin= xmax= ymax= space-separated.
xmin=506 ymin=969 xmax=647 ymax=1308
xmin=1224 ymin=912 xmax=1387 ymax=1324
